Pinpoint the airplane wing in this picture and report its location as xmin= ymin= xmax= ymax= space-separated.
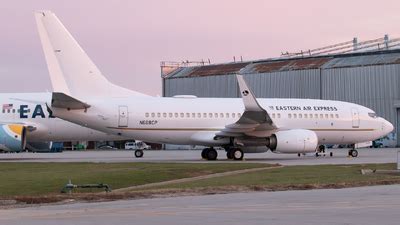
xmin=215 ymin=75 xmax=277 ymax=138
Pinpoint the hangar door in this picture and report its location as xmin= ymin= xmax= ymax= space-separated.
xmin=118 ymin=106 xmax=129 ymax=127
xmin=351 ymin=108 xmax=360 ymax=128
xmin=397 ymin=109 xmax=400 ymax=147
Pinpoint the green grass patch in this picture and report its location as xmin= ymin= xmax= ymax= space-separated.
xmin=148 ymin=163 xmax=400 ymax=190
xmin=0 ymin=162 xmax=268 ymax=197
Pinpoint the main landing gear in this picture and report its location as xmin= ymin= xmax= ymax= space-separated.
xmin=226 ymin=147 xmax=244 ymax=160
xmin=201 ymin=148 xmax=218 ymax=160
xmin=201 ymin=147 xmax=244 ymax=161
xmin=226 ymin=148 xmax=244 ymax=160
xmin=348 ymin=149 xmax=358 ymax=157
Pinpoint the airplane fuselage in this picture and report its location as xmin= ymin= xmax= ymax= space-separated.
xmin=0 ymin=93 xmax=124 ymax=142
xmin=53 ymin=96 xmax=393 ymax=147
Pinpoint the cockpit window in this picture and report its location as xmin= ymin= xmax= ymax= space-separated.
xmin=368 ymin=112 xmax=377 ymax=118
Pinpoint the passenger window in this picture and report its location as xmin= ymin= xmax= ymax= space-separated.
xmin=277 ymin=114 xmax=281 ymax=118
xmin=186 ymin=113 xmax=190 ymax=118
xmin=232 ymin=113 xmax=236 ymax=118
xmin=309 ymin=114 xmax=313 ymax=119
xmin=198 ymin=113 xmax=202 ymax=118
xmin=320 ymin=114 xmax=323 ymax=119
xmin=174 ymin=113 xmax=178 ymax=118
xmin=272 ymin=113 xmax=275 ymax=118
xmin=304 ymin=114 xmax=308 ymax=119
xmin=163 ymin=113 xmax=167 ymax=118
xmin=192 ymin=113 xmax=196 ymax=118
xmin=315 ymin=114 xmax=318 ymax=119
xmin=299 ymin=114 xmax=302 ymax=119
xmin=2 ymin=109 xmax=4 ymax=113
xmin=220 ymin=113 xmax=224 ymax=118
xmin=288 ymin=114 xmax=292 ymax=119
xmin=12 ymin=109 xmax=15 ymax=113
xmin=325 ymin=114 xmax=329 ymax=119
xmin=293 ymin=114 xmax=297 ymax=119
xmin=238 ymin=113 xmax=242 ymax=117
xmin=226 ymin=113 xmax=229 ymax=118
xmin=151 ymin=113 xmax=155 ymax=118
xmin=157 ymin=113 xmax=161 ymax=118
xmin=169 ymin=113 xmax=173 ymax=118
xmin=145 ymin=113 xmax=149 ymax=118
xmin=203 ymin=113 xmax=207 ymax=118
xmin=330 ymin=114 xmax=334 ymax=118
xmin=335 ymin=114 xmax=339 ymax=118
xmin=215 ymin=113 xmax=218 ymax=118
xmin=180 ymin=113 xmax=184 ymax=118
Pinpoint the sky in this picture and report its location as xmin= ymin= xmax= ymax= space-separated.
xmin=1 ymin=0 xmax=400 ymax=96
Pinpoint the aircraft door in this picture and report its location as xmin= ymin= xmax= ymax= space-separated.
xmin=351 ymin=108 xmax=360 ymax=128
xmin=118 ymin=106 xmax=129 ymax=127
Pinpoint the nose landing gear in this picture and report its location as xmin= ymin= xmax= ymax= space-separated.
xmin=134 ymin=149 xmax=144 ymax=158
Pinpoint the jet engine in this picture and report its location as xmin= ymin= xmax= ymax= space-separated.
xmin=269 ymin=129 xmax=318 ymax=153
xmin=0 ymin=124 xmax=27 ymax=152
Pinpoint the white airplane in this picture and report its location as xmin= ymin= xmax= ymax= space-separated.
xmin=0 ymin=93 xmax=125 ymax=152
xmin=36 ymin=11 xmax=394 ymax=160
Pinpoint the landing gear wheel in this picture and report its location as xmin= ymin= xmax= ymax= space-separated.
xmin=206 ymin=148 xmax=218 ymax=160
xmin=329 ymin=152 xmax=333 ymax=157
xmin=298 ymin=153 xmax=301 ymax=157
xmin=201 ymin=149 xmax=208 ymax=159
xmin=349 ymin=149 xmax=358 ymax=157
xmin=226 ymin=150 xmax=234 ymax=159
xmin=315 ymin=152 xmax=319 ymax=157
xmin=232 ymin=148 xmax=244 ymax=160
xmin=134 ymin=150 xmax=144 ymax=158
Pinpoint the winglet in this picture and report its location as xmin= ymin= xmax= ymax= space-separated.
xmin=235 ymin=74 xmax=275 ymax=126
xmin=236 ymin=75 xmax=265 ymax=112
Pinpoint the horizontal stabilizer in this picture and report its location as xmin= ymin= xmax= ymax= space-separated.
xmin=52 ymin=92 xmax=90 ymax=110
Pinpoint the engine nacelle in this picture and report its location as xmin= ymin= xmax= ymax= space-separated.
xmin=241 ymin=146 xmax=269 ymax=153
xmin=269 ymin=129 xmax=318 ymax=153
xmin=0 ymin=124 xmax=27 ymax=152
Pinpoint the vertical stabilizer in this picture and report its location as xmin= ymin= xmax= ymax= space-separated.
xmin=35 ymin=11 xmax=148 ymax=99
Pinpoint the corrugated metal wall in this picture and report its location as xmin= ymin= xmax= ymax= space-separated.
xmin=164 ymin=65 xmax=399 ymax=124
xmin=164 ymin=70 xmax=321 ymax=99
xmin=163 ymin=63 xmax=400 ymax=146
xmin=246 ymin=70 xmax=321 ymax=99
xmin=164 ymin=75 xmax=238 ymax=98
xmin=321 ymin=64 xmax=400 ymax=125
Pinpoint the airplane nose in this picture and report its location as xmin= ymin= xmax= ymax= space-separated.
xmin=383 ymin=119 xmax=394 ymax=134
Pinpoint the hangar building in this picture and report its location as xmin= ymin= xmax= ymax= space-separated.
xmin=161 ymin=41 xmax=400 ymax=147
